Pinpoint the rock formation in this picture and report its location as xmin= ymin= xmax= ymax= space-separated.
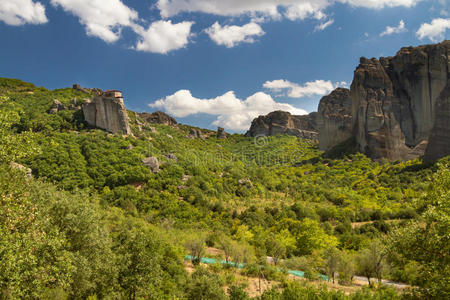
xmin=245 ymin=111 xmax=318 ymax=140
xmin=142 ymin=157 xmax=159 ymax=173
xmin=48 ymin=99 xmax=66 ymax=114
xmin=69 ymin=99 xmax=81 ymax=111
xmin=73 ymin=84 xmax=103 ymax=95
xmin=187 ymin=128 xmax=205 ymax=139
xmin=217 ymin=127 xmax=227 ymax=139
xmin=350 ymin=41 xmax=449 ymax=161
xmin=82 ymin=91 xmax=132 ymax=135
xmin=317 ymin=88 xmax=352 ymax=151
xmin=140 ymin=111 xmax=177 ymax=126
xmin=424 ymin=80 xmax=450 ymax=162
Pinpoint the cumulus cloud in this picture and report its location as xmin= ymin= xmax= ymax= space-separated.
xmin=0 ymin=0 xmax=48 ymax=26
xmin=135 ymin=20 xmax=194 ymax=54
xmin=50 ymin=0 xmax=194 ymax=53
xmin=380 ymin=19 xmax=407 ymax=36
xmin=263 ymin=79 xmax=335 ymax=98
xmin=149 ymin=90 xmax=307 ymax=131
xmin=416 ymin=18 xmax=450 ymax=42
xmin=315 ymin=19 xmax=334 ymax=31
xmin=205 ymin=22 xmax=265 ymax=48
xmin=339 ymin=0 xmax=422 ymax=9
xmin=157 ymin=0 xmax=422 ymax=19
xmin=50 ymin=0 xmax=138 ymax=43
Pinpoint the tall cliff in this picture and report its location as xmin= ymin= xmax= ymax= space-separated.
xmin=245 ymin=111 xmax=318 ymax=140
xmin=317 ymin=88 xmax=352 ymax=151
xmin=83 ymin=93 xmax=132 ymax=135
xmin=350 ymin=40 xmax=449 ymax=161
xmin=424 ymin=80 xmax=450 ymax=162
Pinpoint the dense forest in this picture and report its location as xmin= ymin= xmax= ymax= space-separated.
xmin=0 ymin=78 xmax=448 ymax=299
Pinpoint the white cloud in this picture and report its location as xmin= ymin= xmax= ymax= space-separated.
xmin=135 ymin=20 xmax=194 ymax=54
xmin=205 ymin=22 xmax=265 ymax=48
xmin=263 ymin=79 xmax=335 ymax=98
xmin=380 ymin=19 xmax=407 ymax=36
xmin=156 ymin=0 xmax=422 ymax=19
xmin=149 ymin=90 xmax=307 ymax=131
xmin=0 ymin=0 xmax=47 ymax=26
xmin=50 ymin=0 xmax=138 ymax=43
xmin=339 ymin=0 xmax=422 ymax=9
xmin=416 ymin=18 xmax=450 ymax=42
xmin=315 ymin=19 xmax=334 ymax=31
xmin=284 ymin=2 xmax=328 ymax=20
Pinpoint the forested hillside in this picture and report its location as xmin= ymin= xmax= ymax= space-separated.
xmin=1 ymin=78 xmax=448 ymax=299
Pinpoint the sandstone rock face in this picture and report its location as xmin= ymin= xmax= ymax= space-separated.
xmin=317 ymin=88 xmax=352 ymax=151
xmin=82 ymin=93 xmax=132 ymax=135
xmin=245 ymin=111 xmax=318 ymax=140
xmin=424 ymin=80 xmax=450 ymax=162
xmin=140 ymin=111 xmax=177 ymax=126
xmin=350 ymin=41 xmax=450 ymax=161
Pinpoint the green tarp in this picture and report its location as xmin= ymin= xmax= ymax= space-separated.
xmin=185 ymin=255 xmax=328 ymax=280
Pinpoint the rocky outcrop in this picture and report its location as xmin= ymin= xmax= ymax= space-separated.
xmin=217 ymin=127 xmax=227 ymax=139
xmin=245 ymin=111 xmax=318 ymax=140
xmin=140 ymin=111 xmax=177 ymax=126
xmin=350 ymin=40 xmax=450 ymax=161
xmin=142 ymin=157 xmax=159 ymax=173
xmin=317 ymin=88 xmax=352 ymax=151
xmin=424 ymin=80 xmax=450 ymax=162
xmin=187 ymin=128 xmax=205 ymax=139
xmin=48 ymin=99 xmax=66 ymax=114
xmin=73 ymin=84 xmax=103 ymax=95
xmin=82 ymin=92 xmax=132 ymax=135
xmin=69 ymin=99 xmax=81 ymax=111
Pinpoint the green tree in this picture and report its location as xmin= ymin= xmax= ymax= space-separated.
xmin=228 ymin=285 xmax=250 ymax=300
xmin=356 ymin=240 xmax=385 ymax=286
xmin=324 ymin=247 xmax=341 ymax=284
xmin=0 ymin=167 xmax=72 ymax=299
xmin=186 ymin=267 xmax=226 ymax=300
xmin=338 ymin=251 xmax=356 ymax=286
xmin=186 ymin=235 xmax=206 ymax=265
xmin=387 ymin=160 xmax=450 ymax=299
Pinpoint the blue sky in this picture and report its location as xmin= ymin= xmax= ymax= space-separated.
xmin=1 ymin=0 xmax=449 ymax=132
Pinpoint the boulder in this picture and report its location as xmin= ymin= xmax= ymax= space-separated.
xmin=142 ymin=157 xmax=160 ymax=173
xmin=217 ymin=127 xmax=227 ymax=139
xmin=165 ymin=153 xmax=177 ymax=161
xmin=317 ymin=88 xmax=352 ymax=151
xmin=69 ymin=99 xmax=81 ymax=111
xmin=187 ymin=128 xmax=204 ymax=139
xmin=245 ymin=110 xmax=318 ymax=141
xmin=48 ymin=99 xmax=66 ymax=114
xmin=82 ymin=92 xmax=132 ymax=135
xmin=10 ymin=162 xmax=32 ymax=179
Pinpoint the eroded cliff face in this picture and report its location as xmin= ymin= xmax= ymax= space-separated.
xmin=245 ymin=111 xmax=318 ymax=140
xmin=351 ymin=40 xmax=450 ymax=160
xmin=83 ymin=95 xmax=132 ymax=135
xmin=317 ymin=88 xmax=352 ymax=151
xmin=424 ymin=80 xmax=450 ymax=162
